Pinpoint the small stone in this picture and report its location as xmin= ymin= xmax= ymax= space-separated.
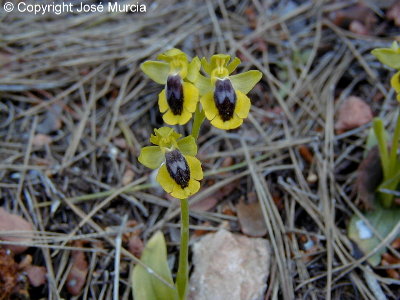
xmin=189 ymin=229 xmax=270 ymax=300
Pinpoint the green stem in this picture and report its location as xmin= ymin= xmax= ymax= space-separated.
xmin=176 ymin=198 xmax=189 ymax=300
xmin=373 ymin=118 xmax=390 ymax=179
xmin=191 ymin=103 xmax=205 ymax=141
xmin=389 ymin=109 xmax=400 ymax=176
xmin=373 ymin=114 xmax=400 ymax=208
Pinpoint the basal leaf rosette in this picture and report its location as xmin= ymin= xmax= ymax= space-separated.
xmin=140 ymin=49 xmax=201 ymax=125
xmin=197 ymin=54 xmax=262 ymax=130
xmin=138 ymin=127 xmax=203 ymax=199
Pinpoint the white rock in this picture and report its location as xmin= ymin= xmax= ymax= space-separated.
xmin=189 ymin=229 xmax=271 ymax=300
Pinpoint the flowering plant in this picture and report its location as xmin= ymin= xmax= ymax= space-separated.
xmin=133 ymin=49 xmax=262 ymax=300
xmin=347 ymin=42 xmax=400 ymax=268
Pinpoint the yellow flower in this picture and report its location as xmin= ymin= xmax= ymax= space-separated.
xmin=138 ymin=127 xmax=203 ymax=199
xmin=197 ymin=54 xmax=262 ymax=130
xmin=141 ymin=49 xmax=200 ymax=125
xmin=391 ymin=71 xmax=400 ymax=102
xmin=371 ymin=41 xmax=400 ymax=70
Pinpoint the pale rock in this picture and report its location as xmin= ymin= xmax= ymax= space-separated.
xmin=189 ymin=229 xmax=270 ymax=300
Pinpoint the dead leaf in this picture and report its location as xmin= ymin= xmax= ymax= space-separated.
xmin=37 ymin=104 xmax=62 ymax=134
xmin=193 ymin=221 xmax=213 ymax=238
xmin=0 ymin=249 xmax=19 ymax=299
xmin=244 ymin=6 xmax=257 ymax=29
xmin=25 ymin=265 xmax=47 ymax=287
xmin=124 ymin=220 xmax=144 ymax=258
xmin=349 ymin=20 xmax=369 ymax=35
xmin=330 ymin=4 xmax=377 ymax=31
xmin=66 ymin=241 xmax=88 ymax=296
xmin=381 ymin=238 xmax=400 ymax=279
xmin=387 ymin=2 xmax=400 ymax=26
xmin=18 ymin=254 xmax=32 ymax=269
xmin=298 ymin=235 xmax=320 ymax=263
xmin=0 ymin=208 xmax=33 ymax=254
xmin=298 ymin=145 xmax=313 ymax=164
xmin=355 ymin=146 xmax=382 ymax=210
xmin=128 ymin=235 xmax=144 ymax=258
xmin=122 ymin=168 xmax=135 ymax=186
xmin=190 ymin=196 xmax=218 ymax=212
xmin=113 ymin=138 xmax=128 ymax=149
xmin=236 ymin=197 xmax=267 ymax=237
xmin=335 ymin=96 xmax=373 ymax=133
xmin=32 ymin=134 xmax=52 ymax=147
xmin=190 ymin=179 xmax=239 ymax=212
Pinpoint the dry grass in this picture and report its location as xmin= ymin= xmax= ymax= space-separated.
xmin=1 ymin=0 xmax=399 ymax=299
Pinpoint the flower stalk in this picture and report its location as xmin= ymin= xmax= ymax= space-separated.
xmin=176 ymin=198 xmax=190 ymax=300
xmin=191 ymin=104 xmax=205 ymax=141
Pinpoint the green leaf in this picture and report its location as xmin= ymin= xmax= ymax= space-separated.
xmin=364 ymin=127 xmax=390 ymax=157
xmin=132 ymin=231 xmax=179 ymax=300
xmin=201 ymin=57 xmax=212 ymax=75
xmin=141 ymin=61 xmax=170 ymax=84
xmin=194 ymin=74 xmax=212 ymax=96
xmin=177 ymin=136 xmax=197 ymax=156
xmin=230 ymin=70 xmax=262 ymax=94
xmin=371 ymin=48 xmax=400 ymax=70
xmin=227 ymin=57 xmax=241 ymax=74
xmin=138 ymin=146 xmax=164 ymax=169
xmin=186 ymin=57 xmax=201 ymax=83
xmin=348 ymin=206 xmax=400 ymax=266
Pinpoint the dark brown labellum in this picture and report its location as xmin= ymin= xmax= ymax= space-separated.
xmin=166 ymin=75 xmax=184 ymax=115
xmin=165 ymin=150 xmax=190 ymax=188
xmin=214 ymin=79 xmax=236 ymax=121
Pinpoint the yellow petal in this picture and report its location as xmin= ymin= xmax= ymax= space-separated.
xmin=187 ymin=179 xmax=200 ymax=195
xmin=177 ymin=109 xmax=193 ymax=125
xmin=162 ymin=110 xmax=179 ymax=125
xmin=391 ymin=71 xmax=400 ymax=94
xmin=211 ymin=114 xmax=243 ymax=130
xmin=171 ymin=185 xmax=188 ymax=199
xmin=158 ymin=89 xmax=169 ymax=113
xmin=172 ymin=179 xmax=200 ymax=199
xmin=200 ymin=92 xmax=218 ymax=120
xmin=162 ymin=109 xmax=192 ymax=125
xmin=156 ymin=164 xmax=175 ymax=193
xmin=185 ymin=155 xmax=203 ymax=180
xmin=234 ymin=90 xmax=251 ymax=118
xmin=183 ymin=82 xmax=199 ymax=113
